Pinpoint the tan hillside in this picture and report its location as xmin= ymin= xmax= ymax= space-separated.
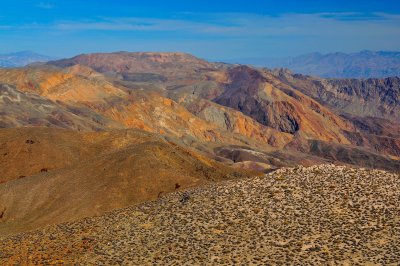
xmin=0 ymin=84 xmax=120 ymax=131
xmin=0 ymin=67 xmax=127 ymax=103
xmin=1 ymin=165 xmax=399 ymax=265
xmin=0 ymin=127 xmax=251 ymax=236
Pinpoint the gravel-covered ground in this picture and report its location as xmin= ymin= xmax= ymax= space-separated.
xmin=1 ymin=164 xmax=399 ymax=265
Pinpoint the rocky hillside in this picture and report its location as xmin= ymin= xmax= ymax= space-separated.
xmin=1 ymin=164 xmax=399 ymax=265
xmin=0 ymin=84 xmax=119 ymax=130
xmin=0 ymin=52 xmax=398 ymax=173
xmin=275 ymin=70 xmax=400 ymax=122
xmin=214 ymin=66 xmax=352 ymax=142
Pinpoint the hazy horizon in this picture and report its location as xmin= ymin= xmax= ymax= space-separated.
xmin=1 ymin=0 xmax=400 ymax=60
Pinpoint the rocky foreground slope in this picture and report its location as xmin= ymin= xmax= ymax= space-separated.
xmin=1 ymin=164 xmax=399 ymax=265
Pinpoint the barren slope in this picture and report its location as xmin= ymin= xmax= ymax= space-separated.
xmin=49 ymin=52 xmax=216 ymax=82
xmin=0 ymin=84 xmax=119 ymax=131
xmin=1 ymin=165 xmax=398 ymax=265
xmin=0 ymin=127 xmax=250 ymax=236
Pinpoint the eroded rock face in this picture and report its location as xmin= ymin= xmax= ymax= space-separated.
xmin=215 ymin=66 xmax=300 ymax=133
xmin=343 ymin=130 xmax=400 ymax=157
xmin=277 ymin=71 xmax=400 ymax=122
xmin=214 ymin=66 xmax=352 ymax=142
xmin=0 ymin=52 xmax=398 ymax=172
xmin=0 ymin=84 xmax=116 ymax=130
xmin=326 ymin=77 xmax=400 ymax=118
xmin=341 ymin=114 xmax=400 ymax=138
xmin=217 ymin=96 xmax=302 ymax=133
xmin=184 ymin=98 xmax=293 ymax=148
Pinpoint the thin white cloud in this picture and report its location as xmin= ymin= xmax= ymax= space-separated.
xmin=2 ymin=12 xmax=400 ymax=44
xmin=37 ymin=2 xmax=54 ymax=9
xmin=45 ymin=12 xmax=400 ymax=39
xmin=54 ymin=17 xmax=240 ymax=33
xmin=2 ymin=11 xmax=400 ymax=58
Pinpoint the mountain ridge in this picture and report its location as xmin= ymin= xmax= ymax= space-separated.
xmin=226 ymin=50 xmax=400 ymax=78
xmin=0 ymin=51 xmax=54 ymax=68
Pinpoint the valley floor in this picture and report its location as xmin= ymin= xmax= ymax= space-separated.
xmin=0 ymin=164 xmax=399 ymax=265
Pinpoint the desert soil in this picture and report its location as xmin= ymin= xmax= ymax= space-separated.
xmin=0 ymin=164 xmax=399 ymax=265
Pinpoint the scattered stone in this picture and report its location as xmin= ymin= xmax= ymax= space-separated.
xmin=1 ymin=164 xmax=399 ymax=265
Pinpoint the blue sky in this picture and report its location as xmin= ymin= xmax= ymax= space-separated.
xmin=1 ymin=0 xmax=400 ymax=59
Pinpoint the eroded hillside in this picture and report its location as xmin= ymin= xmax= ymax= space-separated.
xmin=0 ymin=52 xmax=399 ymax=173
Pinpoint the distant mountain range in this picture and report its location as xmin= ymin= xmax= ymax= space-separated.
xmin=227 ymin=50 xmax=400 ymax=78
xmin=3 ymin=50 xmax=400 ymax=78
xmin=0 ymin=51 xmax=54 ymax=67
